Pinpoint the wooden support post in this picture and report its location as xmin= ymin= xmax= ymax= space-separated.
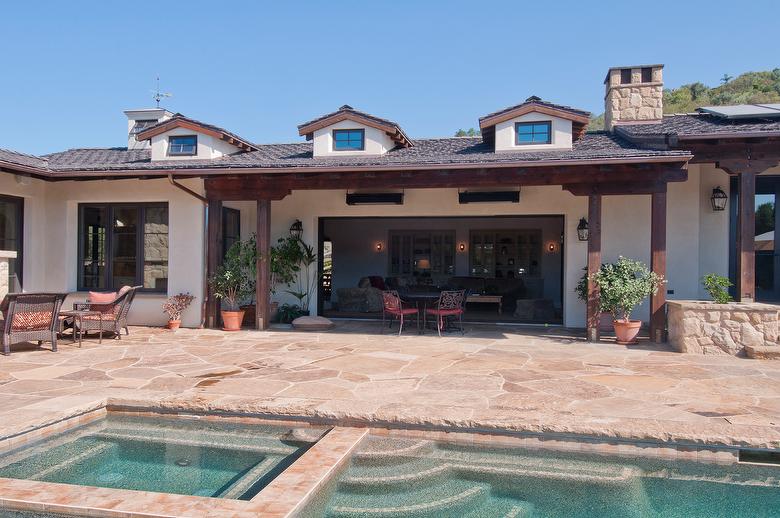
xmin=736 ymin=172 xmax=756 ymax=302
xmin=206 ymin=199 xmax=223 ymax=329
xmin=650 ymin=189 xmax=667 ymax=343
xmin=256 ymin=199 xmax=271 ymax=330
xmin=586 ymin=194 xmax=602 ymax=341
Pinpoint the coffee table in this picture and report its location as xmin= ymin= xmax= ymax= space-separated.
xmin=61 ymin=310 xmax=102 ymax=347
xmin=466 ymin=294 xmax=503 ymax=315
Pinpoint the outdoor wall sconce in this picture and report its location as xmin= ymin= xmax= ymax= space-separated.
xmin=711 ymin=186 xmax=728 ymax=211
xmin=289 ymin=219 xmax=303 ymax=239
xmin=458 ymin=243 xmax=466 ymax=252
xmin=576 ymin=217 xmax=589 ymax=241
xmin=375 ymin=242 xmax=383 ymax=252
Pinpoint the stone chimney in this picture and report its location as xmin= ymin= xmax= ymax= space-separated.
xmin=124 ymin=108 xmax=173 ymax=150
xmin=604 ymin=64 xmax=663 ymax=131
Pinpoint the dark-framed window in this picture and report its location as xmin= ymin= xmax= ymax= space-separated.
xmin=641 ymin=67 xmax=653 ymax=83
xmin=78 ymin=203 xmax=169 ymax=292
xmin=332 ymin=129 xmax=365 ymax=151
xmin=515 ymin=121 xmax=552 ymax=145
xmin=168 ymin=135 xmax=197 ymax=156
xmin=222 ymin=207 xmax=241 ymax=258
xmin=620 ymin=68 xmax=633 ymax=84
xmin=0 ymin=195 xmax=23 ymax=290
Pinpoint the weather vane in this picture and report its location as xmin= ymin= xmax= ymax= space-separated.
xmin=151 ymin=76 xmax=172 ymax=108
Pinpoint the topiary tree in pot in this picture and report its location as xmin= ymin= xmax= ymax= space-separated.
xmin=591 ymin=256 xmax=664 ymax=344
xmin=209 ymin=242 xmax=252 ymax=331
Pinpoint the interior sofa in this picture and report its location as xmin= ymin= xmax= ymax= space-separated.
xmin=335 ymin=276 xmax=385 ymax=312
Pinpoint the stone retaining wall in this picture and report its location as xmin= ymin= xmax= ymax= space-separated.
xmin=667 ymin=300 xmax=780 ymax=358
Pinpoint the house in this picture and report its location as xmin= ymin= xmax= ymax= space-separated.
xmin=0 ymin=64 xmax=778 ymax=340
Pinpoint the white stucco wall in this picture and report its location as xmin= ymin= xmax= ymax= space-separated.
xmin=0 ymin=174 xmax=206 ymax=328
xmin=494 ymin=112 xmax=573 ymax=152
xmin=312 ymin=119 xmax=396 ymax=157
xmin=150 ymin=127 xmax=240 ymax=161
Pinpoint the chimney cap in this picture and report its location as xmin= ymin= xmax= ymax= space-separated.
xmin=604 ymin=64 xmax=664 ymax=84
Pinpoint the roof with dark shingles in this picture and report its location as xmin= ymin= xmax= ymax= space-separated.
xmin=135 ymin=113 xmax=257 ymax=149
xmin=39 ymin=132 xmax=689 ymax=173
xmin=0 ymin=148 xmax=49 ymax=169
xmin=479 ymin=97 xmax=591 ymax=124
xmin=618 ymin=113 xmax=780 ymax=138
xmin=297 ymin=105 xmax=404 ymax=133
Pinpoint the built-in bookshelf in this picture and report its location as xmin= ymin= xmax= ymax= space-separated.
xmin=388 ymin=230 xmax=455 ymax=275
xmin=470 ymin=229 xmax=542 ymax=279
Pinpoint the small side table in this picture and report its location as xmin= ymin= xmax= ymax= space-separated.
xmin=61 ymin=310 xmax=102 ymax=347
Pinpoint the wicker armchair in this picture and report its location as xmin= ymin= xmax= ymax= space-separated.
xmin=73 ymin=286 xmax=141 ymax=339
xmin=0 ymin=293 xmax=67 ymax=355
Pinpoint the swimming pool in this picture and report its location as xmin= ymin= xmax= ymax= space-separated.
xmin=0 ymin=414 xmax=327 ymax=500
xmin=303 ymin=435 xmax=780 ymax=518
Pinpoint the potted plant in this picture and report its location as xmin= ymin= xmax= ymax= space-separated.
xmin=238 ymin=234 xmax=301 ymax=324
xmin=162 ymin=293 xmax=195 ymax=330
xmin=575 ymin=266 xmax=613 ymax=332
xmin=590 ymin=256 xmax=664 ymax=344
xmin=285 ymin=239 xmax=318 ymax=316
xmin=209 ymin=244 xmax=251 ymax=331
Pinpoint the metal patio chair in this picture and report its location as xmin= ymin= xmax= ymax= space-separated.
xmin=425 ymin=289 xmax=466 ymax=337
xmin=0 ymin=293 xmax=67 ymax=355
xmin=381 ymin=290 xmax=419 ymax=336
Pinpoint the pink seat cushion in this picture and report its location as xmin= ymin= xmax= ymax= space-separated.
xmin=387 ymin=307 xmax=418 ymax=316
xmin=11 ymin=311 xmax=52 ymax=331
xmin=426 ymin=308 xmax=463 ymax=316
xmin=89 ymin=291 xmax=117 ymax=304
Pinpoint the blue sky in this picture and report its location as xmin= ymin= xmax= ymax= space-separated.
xmin=1 ymin=0 xmax=778 ymax=155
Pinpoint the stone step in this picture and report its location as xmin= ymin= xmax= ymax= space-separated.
xmin=745 ymin=344 xmax=780 ymax=360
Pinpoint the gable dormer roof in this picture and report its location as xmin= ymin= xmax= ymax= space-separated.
xmin=479 ymin=96 xmax=591 ymax=146
xmin=135 ymin=113 xmax=258 ymax=152
xmin=297 ymin=105 xmax=413 ymax=148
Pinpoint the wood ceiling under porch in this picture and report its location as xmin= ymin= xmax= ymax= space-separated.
xmin=203 ymin=158 xmax=689 ymax=343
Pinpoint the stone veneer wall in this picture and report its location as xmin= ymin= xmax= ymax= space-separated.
xmin=667 ymin=300 xmax=780 ymax=358
xmin=604 ymin=66 xmax=664 ymax=130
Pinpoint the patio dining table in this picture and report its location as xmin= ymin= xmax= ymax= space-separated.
xmin=398 ymin=291 xmax=442 ymax=334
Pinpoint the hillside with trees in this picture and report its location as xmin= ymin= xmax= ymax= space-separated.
xmin=588 ymin=69 xmax=780 ymax=131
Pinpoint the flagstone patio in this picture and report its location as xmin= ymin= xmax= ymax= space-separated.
xmin=1 ymin=322 xmax=780 ymax=449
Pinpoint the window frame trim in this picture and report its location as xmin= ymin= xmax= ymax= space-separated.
xmin=0 ymin=194 xmax=24 ymax=287
xmin=77 ymin=202 xmax=169 ymax=293
xmin=167 ymin=135 xmax=198 ymax=156
xmin=514 ymin=121 xmax=552 ymax=146
xmin=332 ymin=128 xmax=366 ymax=151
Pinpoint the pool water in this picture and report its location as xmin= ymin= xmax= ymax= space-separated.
xmin=0 ymin=414 xmax=326 ymax=500
xmin=306 ymin=436 xmax=780 ymax=518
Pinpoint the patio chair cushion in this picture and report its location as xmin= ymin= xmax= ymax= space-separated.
xmin=11 ymin=311 xmax=53 ymax=331
xmin=89 ymin=291 xmax=117 ymax=304
xmin=386 ymin=307 xmax=419 ymax=316
xmin=425 ymin=308 xmax=463 ymax=317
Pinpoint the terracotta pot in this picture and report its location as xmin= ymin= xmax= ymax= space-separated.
xmin=613 ymin=319 xmax=641 ymax=345
xmin=221 ymin=310 xmax=245 ymax=331
xmin=167 ymin=320 xmax=181 ymax=331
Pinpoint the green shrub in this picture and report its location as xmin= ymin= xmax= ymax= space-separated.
xmin=701 ymin=273 xmax=733 ymax=304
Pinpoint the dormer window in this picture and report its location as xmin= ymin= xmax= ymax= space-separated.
xmin=168 ymin=135 xmax=197 ymax=156
xmin=515 ymin=121 xmax=552 ymax=145
xmin=333 ymin=129 xmax=365 ymax=151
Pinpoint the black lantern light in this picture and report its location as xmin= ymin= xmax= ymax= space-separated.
xmin=576 ymin=218 xmax=589 ymax=241
xmin=711 ymin=186 xmax=728 ymax=211
xmin=289 ymin=219 xmax=303 ymax=239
